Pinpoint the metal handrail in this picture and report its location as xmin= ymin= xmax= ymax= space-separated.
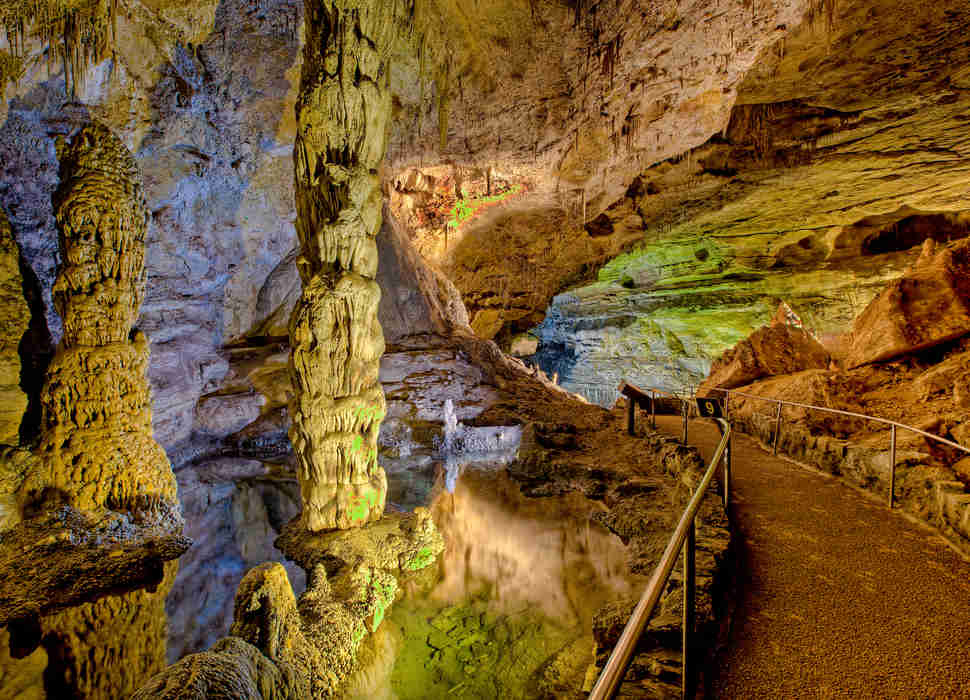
xmin=590 ymin=388 xmax=731 ymax=700
xmin=706 ymin=385 xmax=970 ymax=507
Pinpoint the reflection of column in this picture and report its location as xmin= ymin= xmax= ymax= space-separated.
xmin=19 ymin=122 xmax=177 ymax=514
xmin=289 ymin=0 xmax=393 ymax=530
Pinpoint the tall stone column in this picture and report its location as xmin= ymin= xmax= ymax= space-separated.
xmin=289 ymin=1 xmax=394 ymax=531
xmin=19 ymin=122 xmax=177 ymax=514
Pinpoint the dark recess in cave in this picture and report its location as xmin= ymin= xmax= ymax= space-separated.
xmin=586 ymin=212 xmax=614 ymax=237
xmin=862 ymin=213 xmax=970 ymax=255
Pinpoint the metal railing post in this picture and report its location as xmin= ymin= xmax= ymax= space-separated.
xmin=589 ymin=418 xmax=731 ymax=700
xmin=682 ymin=401 xmax=688 ymax=445
xmin=681 ymin=517 xmax=696 ymax=700
xmin=627 ymin=397 xmax=636 ymax=436
xmin=772 ymin=401 xmax=782 ymax=455
xmin=889 ymin=424 xmax=897 ymax=508
xmin=651 ymin=391 xmax=657 ymax=428
xmin=723 ymin=432 xmax=731 ymax=513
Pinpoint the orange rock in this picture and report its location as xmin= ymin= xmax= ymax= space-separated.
xmin=699 ymin=303 xmax=830 ymax=393
xmin=845 ymin=239 xmax=970 ymax=368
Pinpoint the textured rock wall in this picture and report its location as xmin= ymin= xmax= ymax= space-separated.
xmin=0 ymin=209 xmax=29 ymax=445
xmin=526 ymin=0 xmax=970 ymax=399
xmin=39 ymin=565 xmax=175 ymax=700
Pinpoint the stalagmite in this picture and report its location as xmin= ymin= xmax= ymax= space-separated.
xmin=289 ymin=0 xmax=394 ymax=531
xmin=19 ymin=122 xmax=177 ymax=514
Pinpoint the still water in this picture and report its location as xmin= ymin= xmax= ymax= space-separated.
xmin=344 ymin=463 xmax=639 ymax=700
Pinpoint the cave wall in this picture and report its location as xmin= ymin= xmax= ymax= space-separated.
xmin=525 ymin=0 xmax=970 ymax=398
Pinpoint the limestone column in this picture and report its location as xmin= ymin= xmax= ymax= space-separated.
xmin=19 ymin=122 xmax=177 ymax=514
xmin=289 ymin=0 xmax=394 ymax=530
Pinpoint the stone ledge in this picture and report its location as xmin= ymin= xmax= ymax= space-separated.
xmin=0 ymin=504 xmax=189 ymax=625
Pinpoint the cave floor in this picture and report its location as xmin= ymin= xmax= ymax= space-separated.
xmin=652 ymin=416 xmax=970 ymax=699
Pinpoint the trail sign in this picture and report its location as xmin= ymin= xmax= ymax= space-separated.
xmin=695 ymin=397 xmax=724 ymax=418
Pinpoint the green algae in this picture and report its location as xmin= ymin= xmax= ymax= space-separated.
xmin=596 ymin=237 xmax=728 ymax=286
xmin=383 ymin=595 xmax=585 ymax=700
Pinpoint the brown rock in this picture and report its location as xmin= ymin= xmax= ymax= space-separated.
xmin=951 ymin=423 xmax=970 ymax=450
xmin=0 ymin=209 xmax=28 ymax=445
xmin=954 ymin=456 xmax=970 ymax=485
xmin=699 ymin=303 xmax=830 ymax=393
xmin=913 ymin=353 xmax=970 ymax=400
xmin=845 ymin=239 xmax=970 ymax=368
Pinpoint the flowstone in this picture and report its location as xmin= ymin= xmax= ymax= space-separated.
xmin=288 ymin=0 xmax=395 ymax=531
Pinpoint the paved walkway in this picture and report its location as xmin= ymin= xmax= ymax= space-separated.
xmin=653 ymin=416 xmax=970 ymax=699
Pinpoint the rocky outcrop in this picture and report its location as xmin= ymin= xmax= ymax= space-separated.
xmin=845 ymin=239 xmax=970 ymax=368
xmin=528 ymin=0 xmax=970 ymax=401
xmin=287 ymin=0 xmax=395 ymax=531
xmin=133 ymin=509 xmax=444 ymax=699
xmin=18 ymin=122 xmax=176 ymax=515
xmin=699 ymin=303 xmax=830 ymax=393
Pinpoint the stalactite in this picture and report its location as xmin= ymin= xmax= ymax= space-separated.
xmin=0 ymin=50 xmax=25 ymax=100
xmin=290 ymin=0 xmax=394 ymax=531
xmin=437 ymin=59 xmax=451 ymax=151
xmin=1 ymin=0 xmax=118 ymax=98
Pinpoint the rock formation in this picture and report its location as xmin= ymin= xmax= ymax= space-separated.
xmin=845 ymin=239 xmax=970 ymax=368
xmin=133 ymin=508 xmax=445 ymax=698
xmin=17 ymin=122 xmax=177 ymax=515
xmin=0 ymin=208 xmax=29 ymax=446
xmin=699 ymin=302 xmax=831 ymax=394
xmin=288 ymin=0 xmax=394 ymax=531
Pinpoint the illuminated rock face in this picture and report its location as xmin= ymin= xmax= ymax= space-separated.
xmin=289 ymin=1 xmax=393 ymax=531
xmin=0 ymin=209 xmax=28 ymax=446
xmin=19 ymin=123 xmax=176 ymax=513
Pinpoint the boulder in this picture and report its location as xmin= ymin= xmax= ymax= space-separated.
xmin=699 ymin=303 xmax=830 ymax=393
xmin=845 ymin=239 xmax=970 ymax=368
xmin=913 ymin=352 xmax=970 ymax=400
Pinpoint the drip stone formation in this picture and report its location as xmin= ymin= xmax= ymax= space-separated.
xmin=289 ymin=0 xmax=394 ymax=530
xmin=19 ymin=122 xmax=177 ymax=514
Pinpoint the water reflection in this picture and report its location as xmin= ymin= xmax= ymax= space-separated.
xmin=345 ymin=464 xmax=639 ymax=700
xmin=431 ymin=468 xmax=632 ymax=627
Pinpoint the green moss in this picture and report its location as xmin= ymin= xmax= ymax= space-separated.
xmin=404 ymin=545 xmax=435 ymax=571
xmin=447 ymin=184 xmax=522 ymax=229
xmin=349 ymin=483 xmax=383 ymax=522
xmin=351 ymin=621 xmax=367 ymax=647
xmin=597 ymin=237 xmax=728 ymax=286
xmin=383 ymin=596 xmax=581 ymax=700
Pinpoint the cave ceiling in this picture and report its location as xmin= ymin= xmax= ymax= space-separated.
xmin=1 ymin=0 xmax=969 ymax=422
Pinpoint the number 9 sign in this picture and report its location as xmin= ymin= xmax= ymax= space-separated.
xmin=695 ymin=397 xmax=724 ymax=418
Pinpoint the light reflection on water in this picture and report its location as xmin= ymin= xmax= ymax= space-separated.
xmin=344 ymin=464 xmax=640 ymax=700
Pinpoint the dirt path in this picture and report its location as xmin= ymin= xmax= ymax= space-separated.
xmin=652 ymin=415 xmax=970 ymax=699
